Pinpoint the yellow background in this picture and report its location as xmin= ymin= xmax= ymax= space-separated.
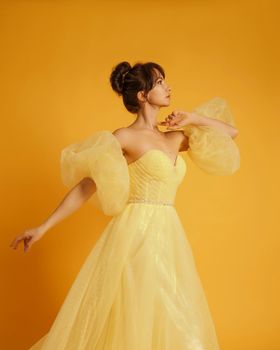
xmin=1 ymin=0 xmax=279 ymax=349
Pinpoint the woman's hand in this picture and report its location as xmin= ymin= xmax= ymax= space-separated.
xmin=9 ymin=226 xmax=45 ymax=253
xmin=158 ymin=110 xmax=200 ymax=130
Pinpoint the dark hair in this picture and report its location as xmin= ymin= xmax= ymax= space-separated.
xmin=109 ymin=61 xmax=165 ymax=114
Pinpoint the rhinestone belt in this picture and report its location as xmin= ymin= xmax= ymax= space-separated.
xmin=127 ymin=198 xmax=174 ymax=206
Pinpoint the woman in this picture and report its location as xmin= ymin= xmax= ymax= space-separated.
xmin=10 ymin=61 xmax=240 ymax=349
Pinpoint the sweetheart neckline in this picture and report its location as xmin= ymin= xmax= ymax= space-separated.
xmin=127 ymin=149 xmax=183 ymax=168
xmin=110 ymin=132 xmax=183 ymax=168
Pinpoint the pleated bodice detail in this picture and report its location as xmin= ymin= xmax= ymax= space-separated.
xmin=127 ymin=149 xmax=187 ymax=205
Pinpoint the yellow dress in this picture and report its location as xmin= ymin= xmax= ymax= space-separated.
xmin=28 ymin=97 xmax=240 ymax=350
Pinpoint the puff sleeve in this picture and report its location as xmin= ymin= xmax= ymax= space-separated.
xmin=60 ymin=130 xmax=130 ymax=216
xmin=183 ymin=97 xmax=240 ymax=175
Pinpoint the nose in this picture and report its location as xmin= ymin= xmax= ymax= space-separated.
xmin=165 ymin=83 xmax=171 ymax=93
xmin=163 ymin=80 xmax=171 ymax=94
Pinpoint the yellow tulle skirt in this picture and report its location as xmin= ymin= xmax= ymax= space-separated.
xmin=28 ymin=203 xmax=220 ymax=349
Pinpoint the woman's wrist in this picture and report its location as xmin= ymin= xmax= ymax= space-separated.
xmin=184 ymin=112 xmax=204 ymax=126
xmin=38 ymin=223 xmax=48 ymax=236
xmin=179 ymin=112 xmax=203 ymax=129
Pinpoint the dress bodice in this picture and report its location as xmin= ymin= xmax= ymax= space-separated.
xmin=60 ymin=97 xmax=240 ymax=216
xmin=127 ymin=149 xmax=186 ymax=205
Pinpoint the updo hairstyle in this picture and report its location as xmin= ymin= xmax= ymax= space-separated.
xmin=109 ymin=61 xmax=165 ymax=114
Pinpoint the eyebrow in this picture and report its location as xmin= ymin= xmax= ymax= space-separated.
xmin=155 ymin=76 xmax=163 ymax=82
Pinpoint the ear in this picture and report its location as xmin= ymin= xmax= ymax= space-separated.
xmin=137 ymin=90 xmax=147 ymax=103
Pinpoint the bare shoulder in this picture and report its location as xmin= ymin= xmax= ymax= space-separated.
xmin=112 ymin=127 xmax=133 ymax=140
xmin=164 ymin=130 xmax=189 ymax=151
xmin=112 ymin=127 xmax=133 ymax=151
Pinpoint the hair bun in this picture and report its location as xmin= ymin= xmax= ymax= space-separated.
xmin=110 ymin=61 xmax=131 ymax=95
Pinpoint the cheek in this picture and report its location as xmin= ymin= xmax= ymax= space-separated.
xmin=149 ymin=89 xmax=162 ymax=101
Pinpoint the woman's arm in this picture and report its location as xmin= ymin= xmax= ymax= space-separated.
xmin=190 ymin=113 xmax=238 ymax=138
xmin=160 ymin=110 xmax=239 ymax=139
xmin=39 ymin=177 xmax=96 ymax=233
xmin=10 ymin=177 xmax=96 ymax=252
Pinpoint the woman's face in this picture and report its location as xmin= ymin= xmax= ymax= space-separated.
xmin=144 ymin=69 xmax=172 ymax=107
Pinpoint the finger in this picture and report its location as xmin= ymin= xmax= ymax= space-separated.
xmin=168 ymin=121 xmax=183 ymax=129
xmin=11 ymin=237 xmax=22 ymax=249
xmin=171 ymin=115 xmax=184 ymax=125
xmin=17 ymin=235 xmax=31 ymax=249
xmin=24 ymin=239 xmax=31 ymax=253
xmin=169 ymin=118 xmax=179 ymax=126
xmin=9 ymin=239 xmax=16 ymax=248
xmin=10 ymin=236 xmax=21 ymax=247
xmin=167 ymin=127 xmax=178 ymax=130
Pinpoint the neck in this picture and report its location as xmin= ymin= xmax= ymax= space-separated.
xmin=130 ymin=104 xmax=160 ymax=131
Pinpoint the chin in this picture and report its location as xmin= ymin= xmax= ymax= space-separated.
xmin=157 ymin=100 xmax=170 ymax=108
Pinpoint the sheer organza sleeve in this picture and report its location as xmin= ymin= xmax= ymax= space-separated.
xmin=183 ymin=97 xmax=240 ymax=175
xmin=60 ymin=130 xmax=130 ymax=216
